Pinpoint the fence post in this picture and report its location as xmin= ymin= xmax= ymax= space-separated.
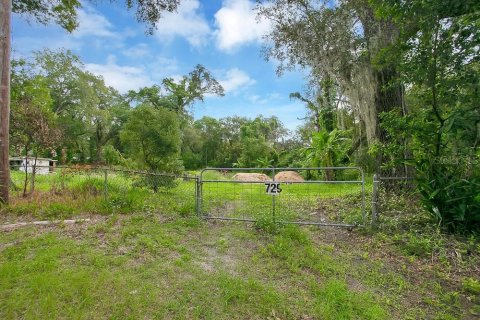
xmin=104 ymin=169 xmax=108 ymax=202
xmin=195 ymin=176 xmax=199 ymax=217
xmin=196 ymin=175 xmax=202 ymax=217
xmin=361 ymin=168 xmax=365 ymax=226
xmin=372 ymin=173 xmax=379 ymax=225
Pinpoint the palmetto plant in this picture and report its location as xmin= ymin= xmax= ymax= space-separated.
xmin=256 ymin=156 xmax=275 ymax=168
xmin=303 ymin=129 xmax=351 ymax=180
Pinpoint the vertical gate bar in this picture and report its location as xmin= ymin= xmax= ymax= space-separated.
xmin=272 ymin=167 xmax=276 ymax=223
xmin=372 ymin=173 xmax=378 ymax=225
xmin=198 ymin=176 xmax=201 ymax=217
xmin=200 ymin=176 xmax=203 ymax=217
xmin=195 ymin=176 xmax=199 ymax=216
xmin=198 ymin=172 xmax=203 ymax=217
xmin=249 ymin=181 xmax=252 ymax=220
xmin=233 ymin=176 xmax=237 ymax=219
xmin=215 ymin=180 xmax=219 ymax=218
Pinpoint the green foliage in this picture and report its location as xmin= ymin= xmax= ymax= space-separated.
xmin=380 ymin=106 xmax=480 ymax=233
xmin=290 ymin=76 xmax=337 ymax=133
xmin=127 ymin=65 xmax=224 ymax=120
xmin=10 ymin=60 xmax=60 ymax=155
xmin=311 ymin=280 xmax=387 ymax=320
xmin=13 ymin=0 xmax=182 ymax=34
xmin=101 ymin=145 xmax=124 ymax=167
xmin=254 ymin=217 xmax=281 ymax=234
xmin=237 ymin=137 xmax=270 ymax=168
xmin=41 ymin=203 xmax=76 ymax=219
xmin=103 ymin=192 xmax=144 ymax=214
xmin=121 ymin=105 xmax=182 ymax=173
xmin=462 ymin=278 xmax=480 ymax=295
xmin=22 ymin=49 xmax=127 ymax=164
xmin=399 ymin=234 xmax=437 ymax=257
xmin=191 ymin=116 xmax=224 ymax=167
xmin=416 ymin=162 xmax=480 ymax=233
xmin=162 ymin=64 xmax=224 ymax=114
xmin=13 ymin=0 xmax=81 ymax=32
xmin=373 ymin=0 xmax=480 ymax=233
xmin=303 ymin=129 xmax=351 ymax=179
xmin=235 ymin=116 xmax=285 ymax=168
xmin=185 ymin=115 xmax=291 ymax=169
xmin=70 ymin=177 xmax=106 ymax=196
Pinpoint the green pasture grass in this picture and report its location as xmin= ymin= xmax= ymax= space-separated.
xmin=1 ymin=170 xmax=478 ymax=319
xmin=0 ymin=215 xmax=388 ymax=319
xmin=5 ymin=170 xmax=198 ymax=220
xmin=2 ymin=212 xmax=473 ymax=319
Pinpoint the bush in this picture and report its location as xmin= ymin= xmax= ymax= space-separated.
xmin=416 ymin=162 xmax=480 ymax=233
xmin=101 ymin=145 xmax=124 ymax=167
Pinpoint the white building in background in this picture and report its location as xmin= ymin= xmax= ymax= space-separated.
xmin=9 ymin=157 xmax=57 ymax=174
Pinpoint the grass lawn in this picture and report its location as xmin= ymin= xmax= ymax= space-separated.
xmin=1 ymin=169 xmax=479 ymax=319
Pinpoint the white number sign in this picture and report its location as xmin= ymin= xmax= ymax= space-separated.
xmin=264 ymin=182 xmax=282 ymax=195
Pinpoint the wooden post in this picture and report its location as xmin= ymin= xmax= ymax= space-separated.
xmin=0 ymin=0 xmax=11 ymax=203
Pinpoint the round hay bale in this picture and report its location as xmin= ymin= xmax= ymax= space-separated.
xmin=274 ymin=171 xmax=304 ymax=182
xmin=232 ymin=173 xmax=270 ymax=182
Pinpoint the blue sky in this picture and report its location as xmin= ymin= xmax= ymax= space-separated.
xmin=11 ymin=0 xmax=308 ymax=131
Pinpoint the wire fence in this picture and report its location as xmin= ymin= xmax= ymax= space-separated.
xmin=199 ymin=167 xmax=366 ymax=227
xmin=7 ymin=165 xmax=199 ymax=217
xmin=6 ymin=164 xmax=370 ymax=228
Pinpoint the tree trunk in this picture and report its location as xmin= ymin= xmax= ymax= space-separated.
xmin=95 ymin=121 xmax=104 ymax=163
xmin=347 ymin=134 xmax=365 ymax=158
xmin=0 ymin=0 xmax=11 ymax=203
xmin=23 ymin=146 xmax=29 ymax=197
xmin=61 ymin=148 xmax=67 ymax=164
xmin=357 ymin=5 xmax=404 ymax=175
xmin=31 ymin=154 xmax=38 ymax=193
xmin=373 ymin=66 xmax=404 ymax=176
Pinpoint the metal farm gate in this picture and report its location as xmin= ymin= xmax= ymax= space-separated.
xmin=197 ymin=167 xmax=366 ymax=227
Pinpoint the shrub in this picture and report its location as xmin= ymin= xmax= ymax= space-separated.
xmin=416 ymin=162 xmax=480 ymax=234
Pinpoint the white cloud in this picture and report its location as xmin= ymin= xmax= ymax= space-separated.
xmin=154 ymin=0 xmax=211 ymax=47
xmin=248 ymin=92 xmax=282 ymax=105
xmin=72 ymin=6 xmax=118 ymax=38
xmin=218 ymin=68 xmax=256 ymax=94
xmin=11 ymin=5 xmax=122 ymax=56
xmin=149 ymin=56 xmax=180 ymax=75
xmin=122 ymin=43 xmax=151 ymax=58
xmin=214 ymin=0 xmax=271 ymax=52
xmin=85 ymin=55 xmax=154 ymax=93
